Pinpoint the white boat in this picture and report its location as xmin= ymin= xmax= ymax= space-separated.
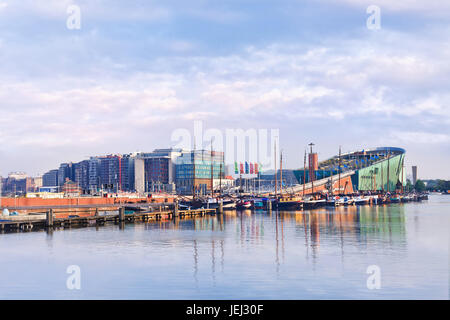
xmin=354 ymin=196 xmax=370 ymax=205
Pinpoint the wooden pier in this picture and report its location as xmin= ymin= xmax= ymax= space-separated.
xmin=0 ymin=207 xmax=218 ymax=233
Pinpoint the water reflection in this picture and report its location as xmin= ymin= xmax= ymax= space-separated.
xmin=193 ymin=239 xmax=198 ymax=287
xmin=1 ymin=197 xmax=447 ymax=299
xmin=140 ymin=205 xmax=407 ymax=283
xmin=142 ymin=205 xmax=406 ymax=269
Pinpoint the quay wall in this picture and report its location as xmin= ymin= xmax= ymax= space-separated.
xmin=0 ymin=195 xmax=175 ymax=209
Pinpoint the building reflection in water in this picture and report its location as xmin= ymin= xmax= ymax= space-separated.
xmin=193 ymin=239 xmax=198 ymax=287
xmin=141 ymin=204 xmax=406 ymax=280
xmin=290 ymin=205 xmax=407 ymax=259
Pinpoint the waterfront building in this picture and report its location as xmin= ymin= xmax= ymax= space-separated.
xmin=293 ymin=147 xmax=406 ymax=194
xmin=74 ymin=160 xmax=90 ymax=193
xmin=175 ymin=150 xmax=225 ymax=195
xmin=412 ymin=166 xmax=418 ymax=186
xmin=120 ymin=153 xmax=136 ymax=192
xmin=99 ymin=155 xmax=122 ymax=193
xmin=88 ymin=157 xmax=101 ymax=192
xmin=33 ymin=176 xmax=43 ymax=190
xmin=134 ymin=148 xmax=183 ymax=194
xmin=308 ymin=152 xmax=319 ymax=181
xmin=42 ymin=169 xmax=59 ymax=187
xmin=0 ymin=172 xmax=33 ymax=195
xmin=61 ymin=178 xmax=82 ymax=197
xmin=58 ymin=163 xmax=74 ymax=186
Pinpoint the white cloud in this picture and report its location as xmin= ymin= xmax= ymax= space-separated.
xmin=2 ymin=32 xmax=450 ymax=149
xmin=2 ymin=0 xmax=171 ymax=21
xmin=391 ymin=132 xmax=450 ymax=144
xmin=0 ymin=15 xmax=449 ymax=176
xmin=328 ymin=0 xmax=450 ymax=15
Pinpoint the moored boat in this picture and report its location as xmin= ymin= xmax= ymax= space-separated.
xmin=236 ymin=200 xmax=252 ymax=210
xmin=303 ymin=198 xmax=326 ymax=209
xmin=276 ymin=196 xmax=303 ymax=210
xmin=354 ymin=196 xmax=370 ymax=205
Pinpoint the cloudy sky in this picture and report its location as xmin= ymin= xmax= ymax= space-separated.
xmin=0 ymin=0 xmax=449 ymax=179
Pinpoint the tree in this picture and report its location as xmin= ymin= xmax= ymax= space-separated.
xmin=406 ymin=179 xmax=413 ymax=192
xmin=415 ymin=179 xmax=426 ymax=192
xmin=436 ymin=180 xmax=450 ymax=192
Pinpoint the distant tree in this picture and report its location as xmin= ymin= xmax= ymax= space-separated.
xmin=415 ymin=179 xmax=426 ymax=192
xmin=436 ymin=180 xmax=450 ymax=191
xmin=406 ymin=179 xmax=413 ymax=192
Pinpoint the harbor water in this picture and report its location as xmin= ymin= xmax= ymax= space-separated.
xmin=0 ymin=195 xmax=448 ymax=299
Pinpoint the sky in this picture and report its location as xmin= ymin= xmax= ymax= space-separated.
xmin=0 ymin=0 xmax=449 ymax=179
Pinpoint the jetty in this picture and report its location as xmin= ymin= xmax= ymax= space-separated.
xmin=0 ymin=203 xmax=218 ymax=233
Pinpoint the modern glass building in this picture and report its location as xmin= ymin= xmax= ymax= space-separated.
xmin=175 ymin=150 xmax=225 ymax=195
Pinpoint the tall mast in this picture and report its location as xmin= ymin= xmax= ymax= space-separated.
xmin=338 ymin=146 xmax=341 ymax=196
xmin=330 ymin=161 xmax=333 ymax=196
xmin=220 ymin=152 xmax=224 ymax=197
xmin=193 ymin=143 xmax=196 ymax=199
xmin=401 ymin=160 xmax=405 ymax=194
xmin=309 ymin=143 xmax=315 ymax=195
xmin=210 ymin=139 xmax=214 ymax=197
xmin=280 ymin=151 xmax=283 ymax=197
xmin=303 ymin=149 xmax=306 ymax=197
xmin=401 ymin=155 xmax=404 ymax=194
xmin=274 ymin=140 xmax=277 ymax=198
xmin=387 ymin=149 xmax=390 ymax=193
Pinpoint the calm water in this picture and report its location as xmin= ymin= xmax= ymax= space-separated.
xmin=0 ymin=195 xmax=448 ymax=300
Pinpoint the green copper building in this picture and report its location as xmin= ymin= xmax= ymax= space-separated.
xmin=293 ymin=147 xmax=406 ymax=193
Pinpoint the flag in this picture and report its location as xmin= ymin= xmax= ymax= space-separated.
xmin=255 ymin=163 xmax=259 ymax=174
xmin=250 ymin=163 xmax=254 ymax=174
xmin=234 ymin=162 xmax=239 ymax=174
xmin=245 ymin=162 xmax=249 ymax=174
xmin=240 ymin=162 xmax=244 ymax=174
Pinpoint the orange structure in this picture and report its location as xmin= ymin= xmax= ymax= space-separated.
xmin=0 ymin=195 xmax=175 ymax=209
xmin=298 ymin=175 xmax=354 ymax=195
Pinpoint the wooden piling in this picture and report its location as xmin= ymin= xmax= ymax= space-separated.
xmin=119 ymin=207 xmax=125 ymax=222
xmin=267 ymin=200 xmax=272 ymax=212
xmin=46 ymin=209 xmax=54 ymax=227
xmin=174 ymin=200 xmax=179 ymax=218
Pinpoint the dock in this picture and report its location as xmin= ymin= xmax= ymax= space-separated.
xmin=0 ymin=206 xmax=218 ymax=233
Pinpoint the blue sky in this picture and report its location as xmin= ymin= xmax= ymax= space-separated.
xmin=0 ymin=0 xmax=449 ymax=179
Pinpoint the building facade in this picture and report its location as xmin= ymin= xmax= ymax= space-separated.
xmin=99 ymin=155 xmax=122 ymax=193
xmin=134 ymin=149 xmax=182 ymax=194
xmin=58 ymin=163 xmax=75 ymax=186
xmin=175 ymin=150 xmax=225 ymax=195
xmin=43 ymin=169 xmax=59 ymax=187
xmin=74 ymin=160 xmax=90 ymax=193
xmin=293 ymin=147 xmax=407 ymax=194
